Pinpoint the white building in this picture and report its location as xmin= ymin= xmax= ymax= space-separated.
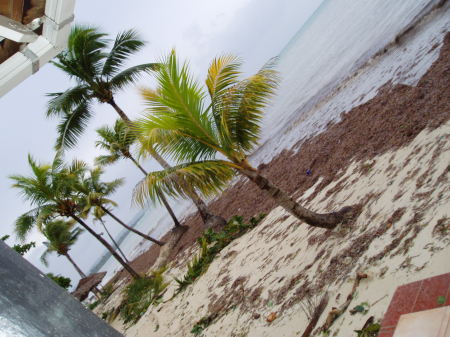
xmin=0 ymin=0 xmax=75 ymax=97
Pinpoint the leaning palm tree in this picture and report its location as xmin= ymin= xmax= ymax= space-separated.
xmin=10 ymin=155 xmax=140 ymax=279
xmin=135 ymin=52 xmax=355 ymax=229
xmin=77 ymin=166 xmax=165 ymax=246
xmin=40 ymin=219 xmax=86 ymax=278
xmin=92 ymin=207 xmax=129 ymax=263
xmin=48 ymin=25 xmax=225 ymax=228
xmin=95 ymin=119 xmax=181 ymax=227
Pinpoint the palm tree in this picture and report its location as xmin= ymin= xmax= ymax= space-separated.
xmin=48 ymin=25 xmax=225 ymax=228
xmin=46 ymin=25 xmax=158 ymax=149
xmin=92 ymin=208 xmax=129 ymax=263
xmin=77 ymin=166 xmax=165 ymax=246
xmin=10 ymin=155 xmax=140 ymax=279
xmin=95 ymin=119 xmax=181 ymax=227
xmin=40 ymin=219 xmax=86 ymax=278
xmin=135 ymin=52 xmax=354 ymax=229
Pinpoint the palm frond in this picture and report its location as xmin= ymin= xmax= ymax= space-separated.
xmin=133 ymin=160 xmax=235 ymax=206
xmin=109 ymin=63 xmax=159 ymax=91
xmin=14 ymin=209 xmax=39 ymax=241
xmin=102 ymin=29 xmax=146 ymax=77
xmin=219 ymin=57 xmax=279 ymax=153
xmin=52 ymin=25 xmax=108 ymax=81
xmin=46 ymin=85 xmax=90 ymax=117
xmin=55 ymin=102 xmax=93 ymax=150
xmin=142 ymin=51 xmax=219 ymax=148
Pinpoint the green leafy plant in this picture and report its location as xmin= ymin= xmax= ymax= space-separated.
xmin=1 ymin=234 xmax=36 ymax=256
xmin=46 ymin=273 xmax=72 ymax=290
xmin=120 ymin=267 xmax=169 ymax=324
xmin=175 ymin=214 xmax=265 ymax=293
xmin=437 ymin=295 xmax=446 ymax=305
xmin=191 ymin=315 xmax=216 ymax=336
xmin=88 ymin=300 xmax=100 ymax=310
xmin=354 ymin=322 xmax=380 ymax=337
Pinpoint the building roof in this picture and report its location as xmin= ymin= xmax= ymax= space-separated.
xmin=0 ymin=0 xmax=75 ymax=97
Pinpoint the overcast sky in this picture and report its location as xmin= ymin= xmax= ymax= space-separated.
xmin=0 ymin=0 xmax=323 ymax=284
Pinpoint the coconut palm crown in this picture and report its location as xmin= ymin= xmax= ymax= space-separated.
xmin=40 ymin=219 xmax=83 ymax=268
xmin=47 ymin=25 xmax=158 ymax=150
xmin=135 ymin=52 xmax=354 ymax=229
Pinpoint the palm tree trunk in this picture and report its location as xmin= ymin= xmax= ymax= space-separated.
xmin=65 ymin=252 xmax=102 ymax=300
xmin=239 ymin=162 xmax=354 ymax=229
xmin=128 ymin=155 xmax=182 ymax=227
xmin=100 ymin=206 xmax=165 ymax=246
xmin=108 ymin=98 xmax=132 ymax=124
xmin=65 ymin=252 xmax=86 ymax=278
xmin=99 ymin=218 xmax=129 ymax=263
xmin=109 ymin=97 xmax=225 ymax=228
xmin=70 ymin=214 xmax=140 ymax=279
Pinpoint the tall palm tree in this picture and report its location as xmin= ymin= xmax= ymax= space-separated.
xmin=46 ymin=25 xmax=158 ymax=149
xmin=92 ymin=207 xmax=129 ymax=263
xmin=10 ymin=155 xmax=140 ymax=279
xmin=95 ymin=119 xmax=181 ymax=227
xmin=40 ymin=219 xmax=86 ymax=278
xmin=135 ymin=52 xmax=355 ymax=229
xmin=48 ymin=25 xmax=225 ymax=228
xmin=78 ymin=166 xmax=165 ymax=246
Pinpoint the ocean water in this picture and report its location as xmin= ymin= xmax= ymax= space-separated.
xmin=92 ymin=0 xmax=449 ymax=283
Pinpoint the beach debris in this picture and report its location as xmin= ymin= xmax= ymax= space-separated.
xmin=252 ymin=313 xmax=261 ymax=319
xmin=71 ymin=271 xmax=106 ymax=301
xmin=266 ymin=312 xmax=277 ymax=322
xmin=306 ymin=169 xmax=312 ymax=176
xmin=350 ymin=302 xmax=370 ymax=315
xmin=300 ymin=293 xmax=329 ymax=337
xmin=319 ymin=272 xmax=368 ymax=332
xmin=354 ymin=316 xmax=380 ymax=337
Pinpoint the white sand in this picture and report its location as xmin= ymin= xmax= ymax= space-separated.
xmin=101 ymin=120 xmax=449 ymax=337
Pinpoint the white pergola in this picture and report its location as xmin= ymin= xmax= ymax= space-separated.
xmin=0 ymin=0 xmax=75 ymax=97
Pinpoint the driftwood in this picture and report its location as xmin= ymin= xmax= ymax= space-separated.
xmin=320 ymin=272 xmax=368 ymax=332
xmin=300 ymin=293 xmax=329 ymax=337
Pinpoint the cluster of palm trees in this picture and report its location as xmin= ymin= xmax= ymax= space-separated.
xmin=11 ymin=26 xmax=352 ymax=282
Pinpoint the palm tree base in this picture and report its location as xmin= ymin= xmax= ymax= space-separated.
xmin=153 ymin=225 xmax=189 ymax=269
xmin=204 ymin=214 xmax=227 ymax=229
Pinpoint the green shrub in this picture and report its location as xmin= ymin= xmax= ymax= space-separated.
xmin=88 ymin=300 xmax=100 ymax=310
xmin=175 ymin=214 xmax=265 ymax=293
xmin=46 ymin=273 xmax=72 ymax=290
xmin=120 ymin=267 xmax=168 ymax=324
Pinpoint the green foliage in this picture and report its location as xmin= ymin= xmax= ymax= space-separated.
xmin=101 ymin=283 xmax=115 ymax=301
xmin=46 ymin=273 xmax=72 ymax=290
xmin=47 ymin=25 xmax=158 ymax=151
xmin=120 ymin=268 xmax=169 ymax=324
xmin=175 ymin=214 xmax=265 ymax=292
xmin=437 ymin=295 xmax=446 ymax=305
xmin=12 ymin=241 xmax=36 ymax=256
xmin=354 ymin=322 xmax=380 ymax=337
xmin=190 ymin=314 xmax=217 ymax=336
xmin=1 ymin=234 xmax=36 ymax=255
xmin=352 ymin=302 xmax=370 ymax=315
xmin=134 ymin=51 xmax=278 ymax=206
xmin=88 ymin=300 xmax=100 ymax=310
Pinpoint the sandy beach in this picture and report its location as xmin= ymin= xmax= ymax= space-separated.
xmin=93 ymin=7 xmax=450 ymax=337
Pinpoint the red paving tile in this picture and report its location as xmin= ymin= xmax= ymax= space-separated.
xmin=413 ymin=273 xmax=450 ymax=312
xmin=380 ymin=273 xmax=450 ymax=334
xmin=378 ymin=326 xmax=396 ymax=337
xmin=381 ymin=280 xmax=422 ymax=328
